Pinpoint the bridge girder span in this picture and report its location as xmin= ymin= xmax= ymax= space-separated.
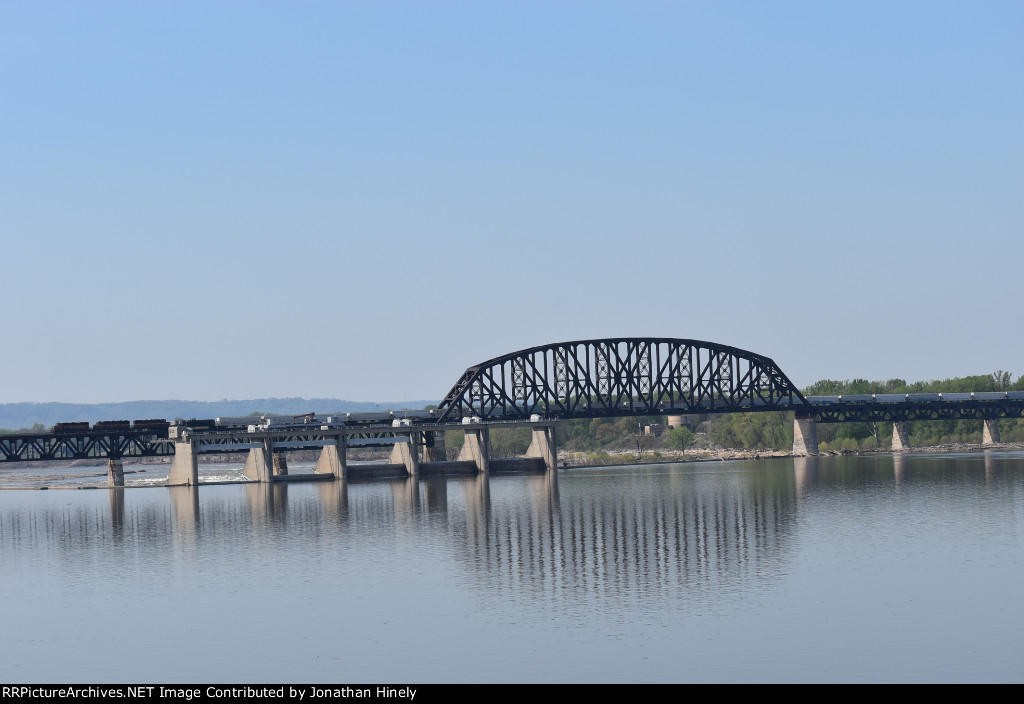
xmin=435 ymin=338 xmax=806 ymax=422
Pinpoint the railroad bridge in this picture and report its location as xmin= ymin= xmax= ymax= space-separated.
xmin=2 ymin=337 xmax=1022 ymax=486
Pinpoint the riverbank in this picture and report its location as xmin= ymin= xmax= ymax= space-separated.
xmin=557 ymin=441 xmax=1024 ymax=469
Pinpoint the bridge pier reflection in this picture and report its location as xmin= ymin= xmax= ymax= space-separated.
xmin=167 ymin=485 xmax=200 ymax=544
xmin=314 ymin=476 xmax=349 ymax=522
xmin=793 ymin=455 xmax=820 ymax=500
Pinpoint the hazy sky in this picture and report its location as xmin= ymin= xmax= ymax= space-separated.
xmin=2 ymin=1 xmax=1021 ymax=404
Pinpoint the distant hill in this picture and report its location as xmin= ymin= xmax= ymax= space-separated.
xmin=0 ymin=398 xmax=438 ymax=431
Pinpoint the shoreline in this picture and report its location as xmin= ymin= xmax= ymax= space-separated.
xmin=557 ymin=440 xmax=1024 ymax=469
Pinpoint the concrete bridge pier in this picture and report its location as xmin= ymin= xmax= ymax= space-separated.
xmin=892 ymin=422 xmax=910 ymax=451
xmin=314 ymin=438 xmax=347 ymax=479
xmin=792 ymin=416 xmax=818 ymax=456
xmin=273 ymin=452 xmax=288 ymax=476
xmin=423 ymin=431 xmax=446 ymax=462
xmin=107 ymin=458 xmax=124 ymax=487
xmin=242 ymin=438 xmax=275 ymax=482
xmin=525 ymin=425 xmax=558 ymax=471
xmin=389 ymin=432 xmax=421 ymax=477
xmin=983 ymin=419 xmax=1001 ymax=446
xmin=168 ymin=438 xmax=199 ymax=486
xmin=458 ymin=428 xmax=490 ymax=473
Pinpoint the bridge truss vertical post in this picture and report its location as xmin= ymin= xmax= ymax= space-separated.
xmin=792 ymin=416 xmax=819 ymax=456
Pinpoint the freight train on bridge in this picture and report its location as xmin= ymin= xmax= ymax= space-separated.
xmin=2 ymin=337 xmax=1021 ymax=487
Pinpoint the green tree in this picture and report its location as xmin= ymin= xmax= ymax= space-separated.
xmin=665 ymin=426 xmax=694 ymax=450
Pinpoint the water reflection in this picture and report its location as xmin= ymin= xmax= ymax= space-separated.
xmin=3 ymin=452 xmax=1022 ymax=603
xmin=793 ymin=455 xmax=820 ymax=499
xmin=3 ymin=452 xmax=1023 ymax=683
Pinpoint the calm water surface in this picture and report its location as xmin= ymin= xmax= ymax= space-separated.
xmin=2 ymin=452 xmax=1023 ymax=683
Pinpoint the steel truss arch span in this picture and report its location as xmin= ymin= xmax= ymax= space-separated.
xmin=434 ymin=338 xmax=808 ymax=422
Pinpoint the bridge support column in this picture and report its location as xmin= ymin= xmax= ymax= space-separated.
xmin=983 ymin=419 xmax=1001 ymax=446
xmin=168 ymin=438 xmax=199 ymax=486
xmin=314 ymin=438 xmax=347 ymax=479
xmin=525 ymin=424 xmax=558 ymax=471
xmin=792 ymin=417 xmax=818 ymax=456
xmin=273 ymin=452 xmax=288 ymax=476
xmin=389 ymin=432 xmax=421 ymax=477
xmin=423 ymin=431 xmax=446 ymax=462
xmin=458 ymin=428 xmax=490 ymax=473
xmin=242 ymin=438 xmax=275 ymax=483
xmin=892 ymin=422 xmax=910 ymax=452
xmin=107 ymin=459 xmax=124 ymax=487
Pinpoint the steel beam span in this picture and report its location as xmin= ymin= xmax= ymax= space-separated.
xmin=0 ymin=430 xmax=173 ymax=463
xmin=802 ymin=398 xmax=1024 ymax=424
xmin=434 ymin=337 xmax=806 ymax=422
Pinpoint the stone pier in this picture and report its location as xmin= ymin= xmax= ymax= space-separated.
xmin=107 ymin=459 xmax=124 ymax=487
xmin=525 ymin=425 xmax=558 ymax=471
xmin=389 ymin=433 xmax=421 ymax=477
xmin=458 ymin=428 xmax=490 ymax=473
xmin=273 ymin=452 xmax=288 ymax=476
xmin=168 ymin=438 xmax=199 ymax=486
xmin=314 ymin=439 xmax=347 ymax=479
xmin=892 ymin=422 xmax=910 ymax=452
xmin=983 ymin=419 xmax=1001 ymax=446
xmin=242 ymin=438 xmax=275 ymax=483
xmin=423 ymin=431 xmax=447 ymax=462
xmin=792 ymin=417 xmax=818 ymax=456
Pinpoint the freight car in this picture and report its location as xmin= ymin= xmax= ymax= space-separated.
xmin=51 ymin=422 xmax=91 ymax=434
xmin=93 ymin=420 xmax=132 ymax=431
xmin=133 ymin=419 xmax=170 ymax=432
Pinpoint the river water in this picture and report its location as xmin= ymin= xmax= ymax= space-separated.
xmin=1 ymin=451 xmax=1022 ymax=683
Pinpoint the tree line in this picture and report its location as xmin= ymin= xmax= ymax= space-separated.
xmin=552 ymin=371 xmax=1024 ymax=453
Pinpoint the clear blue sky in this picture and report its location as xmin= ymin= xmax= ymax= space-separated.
xmin=2 ymin=1 xmax=1021 ymax=404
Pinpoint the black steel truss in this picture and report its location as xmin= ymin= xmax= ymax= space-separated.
xmin=0 ymin=430 xmax=173 ymax=463
xmin=434 ymin=338 xmax=808 ymax=422
xmin=803 ymin=400 xmax=1024 ymax=424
